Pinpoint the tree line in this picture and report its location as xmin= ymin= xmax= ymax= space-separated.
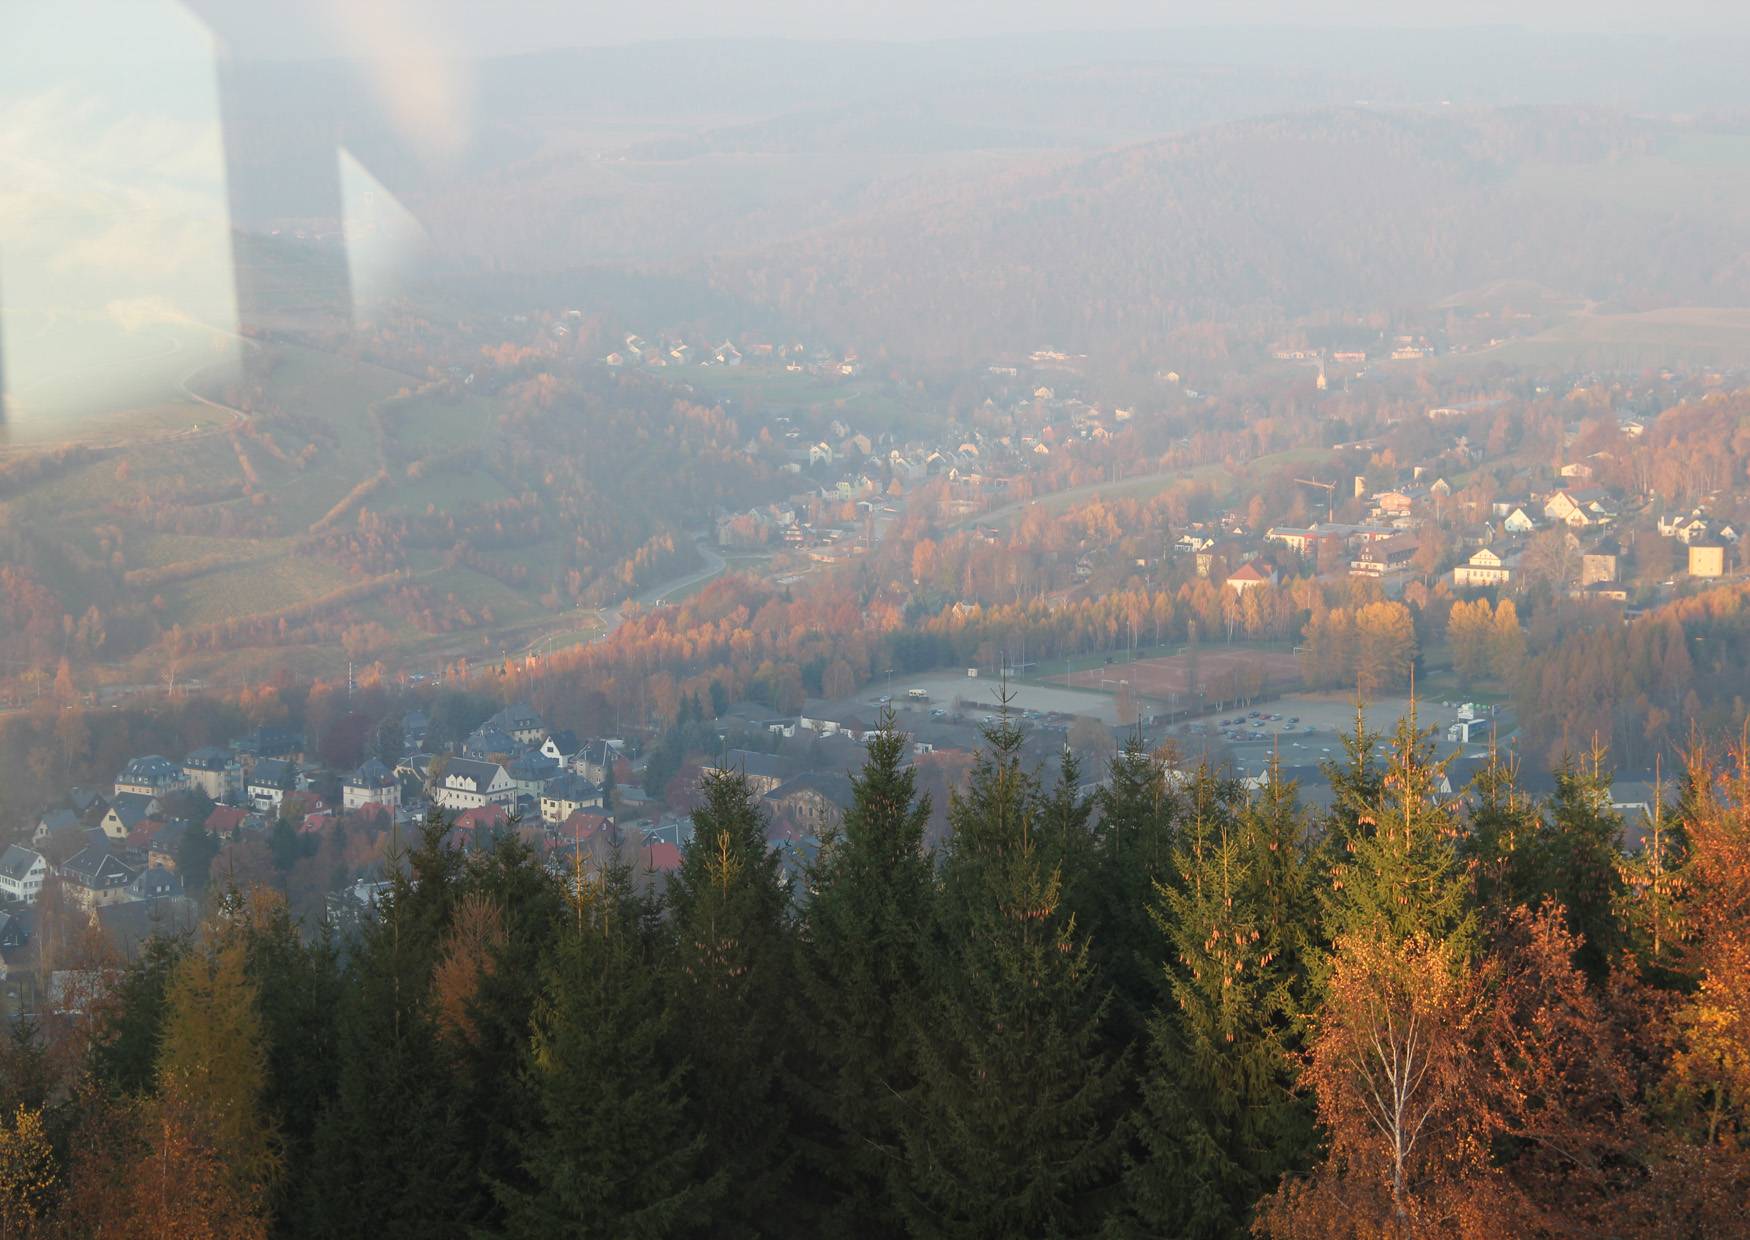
xmin=0 ymin=703 xmax=1742 ymax=1237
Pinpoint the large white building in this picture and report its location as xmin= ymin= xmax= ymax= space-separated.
xmin=430 ymin=759 xmax=517 ymax=811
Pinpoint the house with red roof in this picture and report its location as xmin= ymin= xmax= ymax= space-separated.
xmin=205 ymin=806 xmax=249 ymax=838
xmin=1224 ymin=559 xmax=1277 ymax=595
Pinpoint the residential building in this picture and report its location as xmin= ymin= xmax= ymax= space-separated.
xmin=1502 ymin=507 xmax=1538 ymax=534
xmin=538 ymin=730 xmax=580 ymax=767
xmin=342 ymin=758 xmax=401 ymax=813
xmin=483 ymin=701 xmax=546 ymax=746
xmin=100 ymin=794 xmax=159 ymax=842
xmin=114 ymin=755 xmax=187 ymax=799
xmin=506 ymin=750 xmax=561 ymax=798
xmin=430 ymin=759 xmax=517 ymax=812
xmin=1350 ymin=533 xmax=1418 ymax=578
xmin=182 ymin=747 xmax=242 ymax=802
xmin=1580 ymin=541 xmax=1621 ymax=587
xmin=540 ymin=774 xmax=606 ymax=825
xmin=0 ymin=847 xmax=47 ymax=906
xmin=1453 ymin=546 xmax=1515 ymax=589
xmin=1543 ymin=487 xmax=1615 ymax=529
xmin=711 ymin=750 xmax=793 ymax=796
xmin=60 ymin=846 xmax=140 ymax=909
xmin=1689 ymin=542 xmax=1727 ymax=579
xmin=762 ymin=772 xmax=853 ymax=838
xmin=246 ymin=760 xmax=300 ymax=813
xmin=1225 ymin=560 xmax=1277 ymax=594
xmin=462 ymin=726 xmax=519 ymax=760
xmin=231 ymin=727 xmax=304 ymax=767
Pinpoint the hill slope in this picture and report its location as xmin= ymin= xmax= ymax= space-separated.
xmin=702 ymin=107 xmax=1750 ymax=360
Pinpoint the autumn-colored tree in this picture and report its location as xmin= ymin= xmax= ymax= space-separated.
xmin=60 ymin=1088 xmax=268 ymax=1239
xmin=1488 ymin=598 xmax=1526 ymax=683
xmin=156 ymin=937 xmax=282 ymax=1203
xmin=1482 ymin=903 xmax=1650 ymax=1233
xmin=430 ymin=892 xmax=507 ymax=1048
xmin=0 ymin=1104 xmax=55 ymax=1236
xmin=1663 ymin=740 xmax=1750 ymax=1172
xmin=1257 ymin=933 xmax=1493 ymax=1239
xmin=1446 ymin=598 xmax=1493 ymax=689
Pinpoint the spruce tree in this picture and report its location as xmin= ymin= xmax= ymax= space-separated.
xmin=89 ymin=933 xmax=189 ymax=1097
xmin=500 ymin=863 xmax=717 ymax=1238
xmin=1619 ymin=756 xmax=1690 ymax=982
xmin=300 ymin=813 xmax=470 ymax=1237
xmin=898 ymin=712 xmax=1122 ymax=1237
xmin=1039 ymin=746 xmax=1097 ymax=895
xmin=228 ymin=890 xmax=342 ymax=1223
xmin=1458 ymin=739 xmax=1541 ymax=925
xmin=446 ymin=832 xmax=567 ymax=1228
xmin=664 ymin=769 xmax=797 ymax=1238
xmin=1322 ymin=707 xmax=1473 ymax=954
xmin=1123 ymin=763 xmax=1313 ymax=1239
xmin=1089 ymin=737 xmax=1181 ymax=1044
xmin=794 ymin=713 xmax=934 ymax=1235
xmin=1530 ymin=746 xmax=1628 ymax=980
xmin=1319 ymin=700 xmax=1383 ymax=847
xmin=1241 ymin=751 xmax=1317 ymax=999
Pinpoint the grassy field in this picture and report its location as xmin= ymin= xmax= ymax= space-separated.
xmin=958 ymin=446 xmax=1335 ymax=533
xmin=1427 ymin=306 xmax=1750 ymax=377
xmin=0 ymin=336 xmax=594 ymax=686
xmin=168 ymin=558 xmax=355 ymax=627
xmin=680 ymin=366 xmax=921 ymax=429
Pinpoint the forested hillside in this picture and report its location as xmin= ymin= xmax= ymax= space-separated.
xmin=3 ymin=710 xmax=1745 ymax=1236
xmin=707 ymin=108 xmax=1750 ymax=360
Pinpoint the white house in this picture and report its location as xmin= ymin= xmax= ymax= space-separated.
xmin=0 ymin=846 xmax=47 ymax=906
xmin=342 ymin=759 xmax=401 ymax=813
xmin=1502 ymin=507 xmax=1538 ymax=534
xmin=246 ymin=759 xmax=300 ymax=813
xmin=1453 ymin=546 xmax=1514 ymax=589
xmin=430 ymin=759 xmax=517 ymax=811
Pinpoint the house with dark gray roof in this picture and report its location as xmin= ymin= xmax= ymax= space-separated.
xmin=115 ymin=755 xmax=187 ymax=799
xmin=60 ymin=846 xmax=140 ymax=908
xmin=343 ymin=758 xmax=401 ymax=813
xmin=246 ymin=759 xmax=300 ymax=812
xmin=182 ymin=746 xmax=242 ymax=802
xmin=0 ymin=847 xmax=47 ymax=906
xmin=483 ymin=702 xmax=545 ymax=746
xmin=431 ymin=758 xmax=516 ymax=811
xmin=463 ymin=726 xmax=519 ymax=760
xmin=100 ymin=794 xmax=160 ymax=842
xmin=539 ymin=773 xmax=604 ymax=824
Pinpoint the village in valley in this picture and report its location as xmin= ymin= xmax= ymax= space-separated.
xmin=3 ymin=306 xmax=1741 ymax=988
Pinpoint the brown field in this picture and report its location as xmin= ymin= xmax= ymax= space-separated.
xmin=1049 ymin=648 xmax=1302 ymax=702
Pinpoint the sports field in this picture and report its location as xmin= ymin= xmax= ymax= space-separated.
xmin=1048 ymin=647 xmax=1302 ymax=703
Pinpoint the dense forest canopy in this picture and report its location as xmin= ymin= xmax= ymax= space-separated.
xmin=0 ymin=711 xmax=1744 ymax=1236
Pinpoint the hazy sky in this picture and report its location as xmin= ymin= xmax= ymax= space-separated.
xmin=16 ymin=0 xmax=1740 ymax=64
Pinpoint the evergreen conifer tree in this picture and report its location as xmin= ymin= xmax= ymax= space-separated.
xmin=300 ymin=812 xmax=470 ymax=1237
xmin=664 ymin=769 xmax=797 ymax=1238
xmin=899 ymin=711 xmax=1122 ymax=1236
xmin=1531 ymin=746 xmax=1628 ymax=980
xmin=1322 ymin=707 xmax=1473 ymax=954
xmin=500 ymin=862 xmax=717 ymax=1238
xmin=1123 ymin=763 xmax=1313 ymax=1238
xmin=1089 ymin=737 xmax=1181 ymax=1043
xmin=794 ymin=712 xmax=934 ymax=1235
xmin=1458 ymin=739 xmax=1541 ymax=925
